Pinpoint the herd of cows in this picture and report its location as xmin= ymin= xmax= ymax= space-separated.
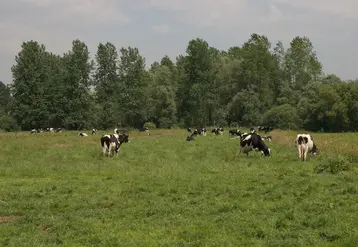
xmin=29 ymin=125 xmax=319 ymax=161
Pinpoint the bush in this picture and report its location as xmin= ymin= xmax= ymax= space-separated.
xmin=263 ymin=104 xmax=301 ymax=130
xmin=314 ymin=155 xmax=352 ymax=174
xmin=0 ymin=115 xmax=20 ymax=132
xmin=143 ymin=122 xmax=156 ymax=129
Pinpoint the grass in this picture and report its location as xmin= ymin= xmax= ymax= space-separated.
xmin=0 ymin=128 xmax=358 ymax=246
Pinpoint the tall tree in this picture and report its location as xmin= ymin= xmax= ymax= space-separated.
xmin=11 ymin=41 xmax=49 ymax=129
xmin=62 ymin=39 xmax=94 ymax=130
xmin=117 ymin=46 xmax=147 ymax=127
xmin=93 ymin=42 xmax=119 ymax=129
xmin=284 ymin=36 xmax=323 ymax=89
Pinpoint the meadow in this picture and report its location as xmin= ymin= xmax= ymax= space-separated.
xmin=0 ymin=128 xmax=358 ymax=246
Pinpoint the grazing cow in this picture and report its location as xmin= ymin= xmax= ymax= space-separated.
xmin=91 ymin=129 xmax=97 ymax=135
xmin=187 ymin=127 xmax=192 ymax=133
xmin=211 ymin=127 xmax=224 ymax=136
xmin=239 ymin=133 xmax=271 ymax=157
xmin=259 ymin=126 xmax=273 ymax=133
xmin=139 ymin=127 xmax=149 ymax=132
xmin=261 ymin=136 xmax=272 ymax=142
xmin=55 ymin=128 xmax=62 ymax=133
xmin=45 ymin=127 xmax=54 ymax=132
xmin=295 ymin=134 xmax=318 ymax=161
xmin=229 ymin=129 xmax=241 ymax=138
xmin=101 ymin=133 xmax=129 ymax=156
xmin=186 ymin=135 xmax=195 ymax=141
xmin=78 ymin=132 xmax=88 ymax=137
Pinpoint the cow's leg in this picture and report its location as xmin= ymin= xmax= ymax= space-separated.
xmin=102 ymin=146 xmax=107 ymax=156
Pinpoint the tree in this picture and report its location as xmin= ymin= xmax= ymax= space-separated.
xmin=11 ymin=41 xmax=49 ymax=129
xmin=93 ymin=42 xmax=119 ymax=129
xmin=147 ymin=65 xmax=177 ymax=128
xmin=62 ymin=39 xmax=94 ymax=130
xmin=263 ymin=104 xmax=301 ymax=130
xmin=117 ymin=46 xmax=147 ymax=127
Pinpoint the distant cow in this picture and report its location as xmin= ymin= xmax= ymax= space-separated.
xmin=101 ymin=133 xmax=129 ymax=157
xmin=193 ymin=128 xmax=206 ymax=136
xmin=187 ymin=127 xmax=192 ymax=133
xmin=229 ymin=129 xmax=241 ymax=138
xmin=258 ymin=126 xmax=273 ymax=133
xmin=211 ymin=127 xmax=224 ymax=135
xmin=186 ymin=135 xmax=195 ymax=141
xmin=92 ymin=129 xmax=97 ymax=135
xmin=239 ymin=133 xmax=271 ymax=157
xmin=261 ymin=136 xmax=272 ymax=142
xmin=78 ymin=132 xmax=88 ymax=137
xmin=55 ymin=128 xmax=62 ymax=133
xmin=139 ymin=127 xmax=149 ymax=132
xmin=30 ymin=128 xmax=43 ymax=134
xmin=295 ymin=134 xmax=318 ymax=161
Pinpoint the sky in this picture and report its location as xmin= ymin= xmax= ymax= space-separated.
xmin=1 ymin=0 xmax=358 ymax=84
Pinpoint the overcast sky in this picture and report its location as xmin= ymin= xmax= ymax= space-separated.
xmin=1 ymin=0 xmax=358 ymax=84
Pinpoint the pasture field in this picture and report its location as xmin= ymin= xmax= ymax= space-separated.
xmin=1 ymin=129 xmax=358 ymax=246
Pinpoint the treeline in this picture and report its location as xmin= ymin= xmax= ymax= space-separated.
xmin=0 ymin=33 xmax=357 ymax=132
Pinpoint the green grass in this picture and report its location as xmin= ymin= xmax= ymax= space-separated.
xmin=1 ymin=129 xmax=358 ymax=246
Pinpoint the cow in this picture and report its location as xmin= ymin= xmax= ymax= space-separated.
xmin=186 ymin=135 xmax=195 ymax=141
xmin=193 ymin=128 xmax=206 ymax=136
xmin=78 ymin=132 xmax=88 ymax=137
xmin=295 ymin=134 xmax=318 ymax=161
xmin=139 ymin=127 xmax=149 ymax=132
xmin=261 ymin=136 xmax=272 ymax=142
xmin=30 ymin=128 xmax=43 ymax=134
xmin=55 ymin=128 xmax=62 ymax=133
xmin=187 ymin=127 xmax=192 ymax=133
xmin=45 ymin=127 xmax=54 ymax=132
xmin=258 ymin=126 xmax=273 ymax=133
xmin=211 ymin=127 xmax=224 ymax=135
xmin=101 ymin=133 xmax=129 ymax=157
xmin=239 ymin=133 xmax=271 ymax=157
xmin=91 ymin=129 xmax=97 ymax=135
xmin=229 ymin=129 xmax=241 ymax=138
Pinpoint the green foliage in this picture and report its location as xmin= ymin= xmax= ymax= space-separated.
xmin=6 ymin=34 xmax=358 ymax=132
xmin=263 ymin=104 xmax=301 ymax=129
xmin=314 ymin=155 xmax=352 ymax=174
xmin=143 ymin=121 xmax=156 ymax=129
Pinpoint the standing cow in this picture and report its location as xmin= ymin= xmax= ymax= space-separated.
xmin=101 ymin=133 xmax=129 ymax=157
xmin=295 ymin=134 xmax=318 ymax=161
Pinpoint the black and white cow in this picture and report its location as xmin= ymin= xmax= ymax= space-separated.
xmin=258 ymin=126 xmax=273 ymax=133
xmin=261 ymin=136 xmax=272 ymax=142
xmin=91 ymin=129 xmax=97 ymax=135
xmin=78 ymin=132 xmax=88 ymax=137
xmin=239 ymin=133 xmax=271 ymax=157
xmin=229 ymin=129 xmax=241 ymax=138
xmin=101 ymin=133 xmax=129 ymax=157
xmin=295 ymin=134 xmax=318 ymax=161
xmin=211 ymin=127 xmax=224 ymax=136
xmin=187 ymin=127 xmax=192 ymax=133
xmin=193 ymin=128 xmax=206 ymax=136
xmin=139 ymin=127 xmax=149 ymax=132
xmin=30 ymin=128 xmax=43 ymax=134
xmin=55 ymin=128 xmax=62 ymax=133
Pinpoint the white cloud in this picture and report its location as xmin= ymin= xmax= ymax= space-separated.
xmin=151 ymin=24 xmax=171 ymax=34
xmin=19 ymin=0 xmax=131 ymax=24
xmin=272 ymin=0 xmax=358 ymax=19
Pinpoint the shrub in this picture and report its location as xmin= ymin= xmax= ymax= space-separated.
xmin=143 ymin=122 xmax=156 ymax=129
xmin=314 ymin=155 xmax=352 ymax=174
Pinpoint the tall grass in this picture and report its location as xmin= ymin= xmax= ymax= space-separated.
xmin=0 ymin=129 xmax=357 ymax=246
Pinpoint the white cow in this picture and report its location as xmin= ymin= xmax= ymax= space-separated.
xmin=295 ymin=134 xmax=318 ymax=161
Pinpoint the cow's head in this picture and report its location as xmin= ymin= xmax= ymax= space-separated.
xmin=261 ymin=147 xmax=271 ymax=157
xmin=119 ymin=134 xmax=129 ymax=143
